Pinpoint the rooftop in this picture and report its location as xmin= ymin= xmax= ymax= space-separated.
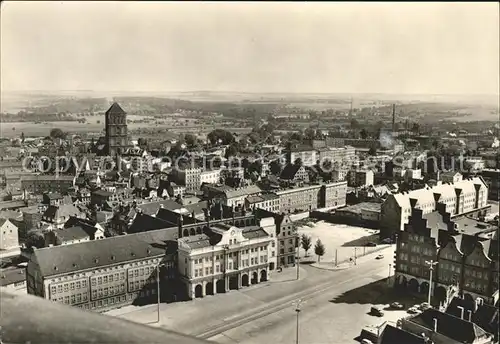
xmin=32 ymin=228 xmax=178 ymax=278
xmin=0 ymin=267 xmax=26 ymax=286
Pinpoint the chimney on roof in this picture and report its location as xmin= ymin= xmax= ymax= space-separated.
xmin=468 ymin=310 xmax=472 ymax=322
xmin=433 ymin=318 xmax=438 ymax=333
xmin=457 ymin=306 xmax=464 ymax=319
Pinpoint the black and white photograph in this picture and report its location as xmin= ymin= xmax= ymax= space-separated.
xmin=0 ymin=2 xmax=499 ymax=344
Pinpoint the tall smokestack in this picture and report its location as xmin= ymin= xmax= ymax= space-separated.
xmin=392 ymin=104 xmax=396 ymax=133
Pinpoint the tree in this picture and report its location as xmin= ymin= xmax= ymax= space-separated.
xmin=314 ymin=239 xmax=325 ymax=262
xmin=21 ymin=132 xmax=25 ymax=143
xmin=184 ymin=133 xmax=197 ymax=147
xmin=359 ymin=128 xmax=368 ymax=139
xmin=269 ymin=159 xmax=283 ymax=175
xmin=350 ymin=118 xmax=359 ymax=129
xmin=208 ymin=129 xmax=234 ymax=145
xmin=301 ymin=234 xmax=312 ymax=257
xmin=25 ymin=230 xmax=45 ymax=249
xmin=368 ymin=145 xmax=377 ymax=156
xmin=50 ymin=128 xmax=66 ymax=139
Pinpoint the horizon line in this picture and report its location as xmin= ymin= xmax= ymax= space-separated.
xmin=2 ymin=90 xmax=499 ymax=97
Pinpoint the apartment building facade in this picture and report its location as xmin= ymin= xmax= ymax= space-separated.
xmin=394 ymin=209 xmax=499 ymax=307
xmin=177 ymin=223 xmax=274 ymax=299
xmin=275 ymin=181 xmax=347 ymax=213
xmin=381 ymin=176 xmax=490 ymax=238
xmin=26 ymin=229 xmax=179 ymax=312
xmin=21 ymin=175 xmax=75 ymax=194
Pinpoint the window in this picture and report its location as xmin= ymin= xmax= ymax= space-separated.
xmin=51 ymin=286 xmax=57 ymax=294
xmin=97 ymin=277 xmax=102 ymax=284
xmin=70 ymin=282 xmax=75 ymax=290
xmin=103 ymin=276 xmax=108 ymax=283
xmin=64 ymin=284 xmax=69 ymax=292
xmin=82 ymin=280 xmax=87 ymax=288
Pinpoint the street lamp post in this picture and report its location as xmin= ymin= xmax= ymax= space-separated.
xmin=387 ymin=264 xmax=392 ymax=286
xmin=425 ymin=260 xmax=438 ymax=305
xmin=296 ymin=233 xmax=300 ymax=280
xmin=156 ymin=262 xmax=166 ymax=323
xmin=293 ymin=299 xmax=302 ymax=344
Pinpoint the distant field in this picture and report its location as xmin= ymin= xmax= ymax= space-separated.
xmin=0 ymin=120 xmax=253 ymax=139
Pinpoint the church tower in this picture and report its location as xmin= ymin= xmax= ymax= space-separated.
xmin=105 ymin=102 xmax=129 ymax=156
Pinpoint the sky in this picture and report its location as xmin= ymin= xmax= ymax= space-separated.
xmin=1 ymin=1 xmax=499 ymax=95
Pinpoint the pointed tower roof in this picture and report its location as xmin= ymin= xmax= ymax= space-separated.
xmin=105 ymin=102 xmax=126 ymax=115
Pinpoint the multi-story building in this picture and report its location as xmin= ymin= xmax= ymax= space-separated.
xmin=199 ymin=169 xmax=221 ymax=186
xmin=26 ymin=229 xmax=179 ymax=313
xmin=274 ymin=181 xmax=347 ymax=213
xmin=105 ymin=102 xmax=131 ymax=156
xmin=381 ymin=176 xmax=489 ymax=238
xmin=244 ymin=193 xmax=280 ymax=213
xmin=177 ymin=223 xmax=273 ymax=299
xmin=203 ymin=184 xmax=262 ymax=208
xmin=0 ymin=218 xmax=20 ymax=256
xmin=317 ymin=146 xmax=356 ymax=165
xmin=394 ymin=208 xmax=499 ymax=307
xmin=280 ymin=164 xmax=309 ymax=183
xmin=173 ymin=167 xmax=202 ymax=192
xmin=481 ymin=169 xmax=500 ymax=201
xmin=286 ymin=145 xmax=317 ymax=167
xmin=321 ymin=181 xmax=348 ymax=209
xmin=347 ymin=169 xmax=374 ymax=187
xmin=21 ymin=175 xmax=75 ymax=194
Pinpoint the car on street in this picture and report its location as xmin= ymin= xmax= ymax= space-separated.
xmin=361 ymin=339 xmax=373 ymax=344
xmin=375 ymin=254 xmax=384 ymax=260
xmin=407 ymin=307 xmax=420 ymax=314
xmin=389 ymin=302 xmax=404 ymax=310
xmin=418 ymin=302 xmax=431 ymax=311
xmin=370 ymin=306 xmax=384 ymax=317
xmin=366 ymin=242 xmax=377 ymax=247
xmin=381 ymin=238 xmax=392 ymax=244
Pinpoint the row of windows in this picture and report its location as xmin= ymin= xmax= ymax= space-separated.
xmin=128 ymin=279 xmax=152 ymax=292
xmin=92 ymin=284 xmax=126 ymax=299
xmin=408 ymin=234 xmax=425 ymax=243
xmin=52 ymin=292 xmax=88 ymax=305
xmin=465 ymin=269 xmax=488 ymax=280
xmin=92 ymin=272 xmax=126 ymax=286
xmin=51 ymin=279 xmax=88 ymax=294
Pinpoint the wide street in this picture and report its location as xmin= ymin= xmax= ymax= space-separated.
xmin=107 ymin=246 xmax=398 ymax=344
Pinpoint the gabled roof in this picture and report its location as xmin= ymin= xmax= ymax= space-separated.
xmin=280 ymin=164 xmax=304 ymax=180
xmin=32 ymin=228 xmax=178 ymax=277
xmin=408 ymin=308 xmax=490 ymax=343
xmin=379 ymin=324 xmax=425 ymax=344
xmin=128 ymin=213 xmax=173 ymax=234
xmin=43 ymin=205 xmax=81 ymax=219
xmin=0 ymin=267 xmax=26 ymax=286
xmin=225 ymin=185 xmax=261 ymax=199
xmin=242 ymin=226 xmax=268 ymax=239
xmin=178 ymin=234 xmax=212 ymax=249
xmin=56 ymin=226 xmax=90 ymax=242
xmin=105 ymin=102 xmax=126 ymax=115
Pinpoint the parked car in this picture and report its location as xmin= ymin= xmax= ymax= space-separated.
xmin=407 ymin=307 xmax=420 ymax=314
xmin=366 ymin=242 xmax=377 ymax=247
xmin=370 ymin=306 xmax=384 ymax=317
xmin=381 ymin=238 xmax=392 ymax=244
xmin=375 ymin=254 xmax=384 ymax=260
xmin=418 ymin=302 xmax=431 ymax=311
xmin=361 ymin=339 xmax=373 ymax=344
xmin=390 ymin=302 xmax=404 ymax=310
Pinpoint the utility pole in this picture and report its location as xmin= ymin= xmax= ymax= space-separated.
xmin=335 ymin=249 xmax=338 ymax=267
xmin=425 ymin=260 xmax=438 ymax=305
xmin=354 ymin=247 xmax=357 ymax=265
